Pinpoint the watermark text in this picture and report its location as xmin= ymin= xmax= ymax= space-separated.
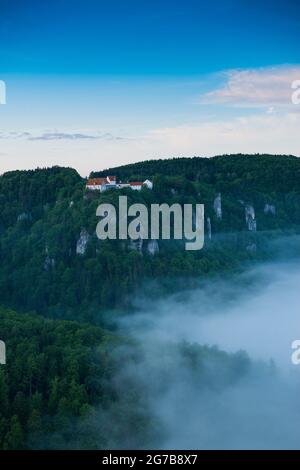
xmin=0 ymin=80 xmax=6 ymax=104
xmin=291 ymin=340 xmax=300 ymax=365
xmin=96 ymin=196 xmax=205 ymax=251
xmin=291 ymin=80 xmax=300 ymax=105
xmin=0 ymin=340 xmax=6 ymax=365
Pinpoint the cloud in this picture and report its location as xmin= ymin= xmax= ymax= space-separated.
xmin=1 ymin=65 xmax=300 ymax=175
xmin=147 ymin=112 xmax=300 ymax=157
xmin=0 ymin=130 xmax=129 ymax=141
xmin=200 ymin=66 xmax=300 ymax=107
xmin=0 ymin=131 xmax=31 ymax=139
xmin=32 ymin=255 xmax=300 ymax=449
xmin=29 ymin=132 xmax=99 ymax=141
xmin=0 ymin=111 xmax=299 ymax=176
xmin=115 ymin=258 xmax=300 ymax=449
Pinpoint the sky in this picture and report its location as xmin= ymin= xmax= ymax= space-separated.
xmin=0 ymin=0 xmax=300 ymax=175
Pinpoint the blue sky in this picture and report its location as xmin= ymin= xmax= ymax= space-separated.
xmin=0 ymin=0 xmax=299 ymax=175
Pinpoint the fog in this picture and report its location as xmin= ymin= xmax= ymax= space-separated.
xmin=124 ymin=261 xmax=300 ymax=371
xmin=39 ymin=258 xmax=300 ymax=450
xmin=117 ymin=259 xmax=300 ymax=449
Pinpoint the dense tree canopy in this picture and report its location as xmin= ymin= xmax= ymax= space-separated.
xmin=0 ymin=156 xmax=300 ymax=320
xmin=0 ymin=155 xmax=297 ymax=449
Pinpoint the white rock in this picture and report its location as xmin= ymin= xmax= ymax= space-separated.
xmin=213 ymin=193 xmax=222 ymax=220
xmin=245 ymin=205 xmax=257 ymax=231
xmin=147 ymin=240 xmax=159 ymax=255
xmin=17 ymin=212 xmax=31 ymax=221
xmin=76 ymin=229 xmax=90 ymax=255
xmin=264 ymin=203 xmax=276 ymax=215
xmin=207 ymin=217 xmax=212 ymax=240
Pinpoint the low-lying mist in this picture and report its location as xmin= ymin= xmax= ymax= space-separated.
xmin=35 ymin=254 xmax=300 ymax=450
xmin=115 ymin=259 xmax=300 ymax=449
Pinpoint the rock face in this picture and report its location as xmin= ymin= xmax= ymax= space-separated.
xmin=245 ymin=205 xmax=257 ymax=231
xmin=264 ymin=203 xmax=276 ymax=215
xmin=213 ymin=193 xmax=222 ymax=220
xmin=246 ymin=242 xmax=257 ymax=253
xmin=207 ymin=217 xmax=212 ymax=240
xmin=44 ymin=246 xmax=55 ymax=270
xmin=147 ymin=240 xmax=159 ymax=255
xmin=44 ymin=255 xmax=55 ymax=270
xmin=129 ymin=237 xmax=143 ymax=253
xmin=17 ymin=212 xmax=32 ymax=222
xmin=76 ymin=229 xmax=90 ymax=255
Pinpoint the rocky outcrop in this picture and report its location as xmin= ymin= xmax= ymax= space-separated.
xmin=76 ymin=229 xmax=90 ymax=255
xmin=213 ymin=193 xmax=222 ymax=220
xmin=44 ymin=245 xmax=55 ymax=270
xmin=207 ymin=217 xmax=212 ymax=240
xmin=44 ymin=255 xmax=55 ymax=270
xmin=245 ymin=205 xmax=257 ymax=231
xmin=17 ymin=212 xmax=32 ymax=222
xmin=129 ymin=237 xmax=143 ymax=254
xmin=264 ymin=203 xmax=276 ymax=215
xmin=147 ymin=240 xmax=159 ymax=255
xmin=246 ymin=242 xmax=257 ymax=253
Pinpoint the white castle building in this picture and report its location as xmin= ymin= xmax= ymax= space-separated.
xmin=86 ymin=176 xmax=153 ymax=192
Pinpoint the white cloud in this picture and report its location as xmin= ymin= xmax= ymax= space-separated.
xmin=0 ymin=130 xmax=129 ymax=141
xmin=146 ymin=112 xmax=300 ymax=158
xmin=1 ymin=66 xmax=300 ymax=175
xmin=0 ymin=112 xmax=299 ymax=176
xmin=201 ymin=66 xmax=300 ymax=107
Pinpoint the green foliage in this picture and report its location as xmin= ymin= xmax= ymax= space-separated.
xmin=0 ymin=306 xmax=116 ymax=449
xmin=0 ymin=156 xmax=300 ymax=320
xmin=0 ymin=156 xmax=295 ymax=449
xmin=0 ymin=306 xmax=261 ymax=449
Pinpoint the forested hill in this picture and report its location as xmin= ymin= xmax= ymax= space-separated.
xmin=0 ymin=305 xmax=256 ymax=449
xmin=0 ymin=155 xmax=300 ymax=321
xmin=92 ymin=154 xmax=300 ymax=194
xmin=0 ymin=154 xmax=299 ymax=449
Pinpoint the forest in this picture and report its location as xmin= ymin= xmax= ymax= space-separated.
xmin=0 ymin=154 xmax=300 ymax=448
xmin=1 ymin=154 xmax=300 ymax=322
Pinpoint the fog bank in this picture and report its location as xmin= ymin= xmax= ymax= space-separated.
xmin=118 ymin=260 xmax=300 ymax=449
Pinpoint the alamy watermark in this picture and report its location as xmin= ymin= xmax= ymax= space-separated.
xmin=0 ymin=340 xmax=6 ymax=365
xmin=291 ymin=80 xmax=300 ymax=105
xmin=96 ymin=196 xmax=205 ymax=250
xmin=291 ymin=340 xmax=300 ymax=365
xmin=0 ymin=80 xmax=6 ymax=105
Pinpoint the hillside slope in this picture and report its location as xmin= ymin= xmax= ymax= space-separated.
xmin=0 ymin=155 xmax=299 ymax=320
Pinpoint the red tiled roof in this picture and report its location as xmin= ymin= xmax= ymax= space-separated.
xmin=87 ymin=176 xmax=117 ymax=186
xmin=129 ymin=182 xmax=143 ymax=186
xmin=87 ymin=178 xmax=107 ymax=186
